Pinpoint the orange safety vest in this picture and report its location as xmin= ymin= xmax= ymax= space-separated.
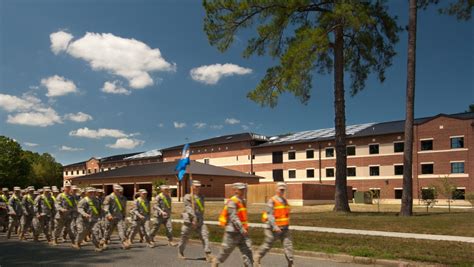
xmin=218 ymin=195 xmax=248 ymax=230
xmin=261 ymin=196 xmax=290 ymax=227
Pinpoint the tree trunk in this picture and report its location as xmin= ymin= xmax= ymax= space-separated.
xmin=333 ymin=24 xmax=351 ymax=213
xmin=400 ymin=0 xmax=417 ymax=217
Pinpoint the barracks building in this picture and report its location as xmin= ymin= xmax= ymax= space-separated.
xmin=64 ymin=112 xmax=473 ymax=203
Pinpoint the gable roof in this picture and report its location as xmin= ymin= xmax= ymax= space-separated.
xmin=71 ymin=161 xmax=261 ymax=181
xmin=161 ymin=132 xmax=268 ymax=151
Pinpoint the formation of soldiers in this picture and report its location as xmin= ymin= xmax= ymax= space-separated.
xmin=0 ymin=181 xmax=294 ymax=267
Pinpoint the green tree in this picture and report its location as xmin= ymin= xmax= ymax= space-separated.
xmin=0 ymin=136 xmax=31 ymax=188
xmin=400 ymin=0 xmax=472 ymax=216
xmin=22 ymin=151 xmax=63 ymax=188
xmin=434 ymin=175 xmax=457 ymax=213
xmin=203 ymin=0 xmax=400 ymax=212
xmin=466 ymin=104 xmax=474 ymax=112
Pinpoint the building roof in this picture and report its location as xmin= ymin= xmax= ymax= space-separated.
xmin=124 ymin=149 xmax=162 ymax=160
xmin=161 ymin=132 xmax=268 ymax=151
xmin=71 ymin=161 xmax=261 ymax=181
xmin=100 ymin=152 xmax=143 ymax=163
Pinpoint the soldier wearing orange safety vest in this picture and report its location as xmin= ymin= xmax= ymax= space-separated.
xmin=212 ymin=182 xmax=253 ymax=267
xmin=255 ymin=182 xmax=294 ymax=267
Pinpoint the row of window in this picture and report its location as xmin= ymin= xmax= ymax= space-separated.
xmin=357 ymin=188 xmax=466 ymax=200
xmin=274 ymin=161 xmax=465 ymax=180
xmin=271 ymin=136 xmax=465 ymax=163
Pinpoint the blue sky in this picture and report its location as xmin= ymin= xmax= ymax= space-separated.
xmin=0 ymin=0 xmax=472 ymax=165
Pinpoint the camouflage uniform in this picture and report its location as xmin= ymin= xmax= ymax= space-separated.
xmin=7 ymin=193 xmax=23 ymax=239
xmin=70 ymin=193 xmax=81 ymax=237
xmin=256 ymin=195 xmax=293 ymax=266
xmin=149 ymin=192 xmax=174 ymax=242
xmin=102 ymin=192 xmax=128 ymax=244
xmin=96 ymin=193 xmax=106 ymax=240
xmin=129 ymin=195 xmax=152 ymax=244
xmin=53 ymin=192 xmax=77 ymax=242
xmin=178 ymin=193 xmax=211 ymax=256
xmin=20 ymin=192 xmax=36 ymax=239
xmin=0 ymin=191 xmax=9 ymax=232
xmin=34 ymin=193 xmax=55 ymax=241
xmin=76 ymin=195 xmax=102 ymax=249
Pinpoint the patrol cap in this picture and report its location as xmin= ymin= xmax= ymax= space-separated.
xmin=159 ymin=185 xmax=169 ymax=190
xmin=71 ymin=185 xmax=78 ymax=190
xmin=2 ymin=188 xmax=8 ymax=192
xmin=52 ymin=188 xmax=60 ymax=193
xmin=86 ymin=187 xmax=96 ymax=193
xmin=27 ymin=186 xmax=35 ymax=191
xmin=13 ymin=186 xmax=21 ymax=191
xmin=38 ymin=189 xmax=43 ymax=194
xmin=43 ymin=186 xmax=51 ymax=192
xmin=192 ymin=180 xmax=202 ymax=187
xmin=97 ymin=189 xmax=104 ymax=193
xmin=113 ymin=184 xmax=123 ymax=191
xmin=232 ymin=183 xmax=247 ymax=190
xmin=64 ymin=180 xmax=72 ymax=187
xmin=276 ymin=182 xmax=287 ymax=189
xmin=139 ymin=189 xmax=148 ymax=194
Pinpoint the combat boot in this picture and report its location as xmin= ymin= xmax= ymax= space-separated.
xmin=122 ymin=241 xmax=130 ymax=250
xmin=211 ymin=258 xmax=219 ymax=267
xmin=168 ymin=240 xmax=177 ymax=247
xmin=72 ymin=242 xmax=81 ymax=249
xmin=205 ymin=253 xmax=214 ymax=263
xmin=51 ymin=238 xmax=58 ymax=246
xmin=254 ymin=255 xmax=261 ymax=267
xmin=147 ymin=241 xmax=155 ymax=248
xmin=178 ymin=250 xmax=185 ymax=259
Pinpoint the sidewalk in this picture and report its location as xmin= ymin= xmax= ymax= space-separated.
xmin=173 ymin=219 xmax=474 ymax=244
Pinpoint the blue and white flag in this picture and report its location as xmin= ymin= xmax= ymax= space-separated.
xmin=175 ymin=144 xmax=190 ymax=181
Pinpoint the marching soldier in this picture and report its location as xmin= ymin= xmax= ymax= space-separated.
xmin=128 ymin=189 xmax=154 ymax=248
xmin=101 ymin=184 xmax=130 ymax=250
xmin=20 ymin=186 xmax=36 ymax=240
xmin=96 ymin=189 xmax=106 ymax=240
xmin=255 ymin=182 xmax=294 ymax=267
xmin=0 ymin=188 xmax=9 ymax=232
xmin=70 ymin=185 xmax=81 ymax=238
xmin=75 ymin=187 xmax=103 ymax=251
xmin=7 ymin=187 xmax=23 ymax=239
xmin=34 ymin=187 xmax=55 ymax=244
xmin=177 ymin=180 xmax=212 ymax=261
xmin=51 ymin=187 xmax=60 ymax=234
xmin=212 ymin=183 xmax=253 ymax=267
xmin=149 ymin=185 xmax=176 ymax=246
xmin=53 ymin=181 xmax=76 ymax=246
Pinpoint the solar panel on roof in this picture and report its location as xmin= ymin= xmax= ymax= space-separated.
xmin=124 ymin=149 xmax=162 ymax=159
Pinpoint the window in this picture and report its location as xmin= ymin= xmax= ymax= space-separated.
xmin=325 ymin=148 xmax=334 ymax=158
xmin=450 ymin=137 xmax=464 ymax=149
xmin=394 ymin=142 xmax=404 ymax=153
xmin=394 ymin=189 xmax=403 ymax=199
xmin=65 ymin=171 xmax=68 ymax=175
xmin=369 ymin=166 xmax=380 ymax=176
xmin=420 ymin=139 xmax=433 ymax=151
xmin=347 ymin=146 xmax=356 ymax=156
xmin=326 ymin=168 xmax=334 ymax=177
xmin=421 ymin=188 xmax=436 ymax=200
xmin=288 ymin=151 xmax=296 ymax=160
xmin=288 ymin=170 xmax=296 ymax=179
xmin=82 ymin=170 xmax=85 ymax=174
xmin=306 ymin=149 xmax=314 ymax=159
xmin=451 ymin=162 xmax=464 ymax=173
xmin=251 ymin=154 xmax=255 ymax=160
xmin=236 ymin=156 xmax=239 ymax=161
xmin=88 ymin=169 xmax=91 ymax=174
xmin=108 ymin=168 xmax=111 ymax=171
xmin=453 ymin=188 xmax=465 ymax=200
xmin=272 ymin=151 xmax=283 ymax=164
xmin=204 ymin=158 xmax=210 ymax=165
xmin=369 ymin=144 xmax=379 ymax=154
xmin=347 ymin=167 xmax=356 ymax=177
xmin=394 ymin=165 xmax=404 ymax=175
xmin=421 ymin=163 xmax=434 ymax=174
xmin=306 ymin=169 xmax=315 ymax=178
xmin=94 ymin=169 xmax=98 ymax=173
xmin=272 ymin=169 xmax=284 ymax=182
xmin=370 ymin=189 xmax=381 ymax=198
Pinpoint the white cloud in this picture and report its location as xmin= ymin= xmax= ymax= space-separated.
xmin=7 ymin=107 xmax=62 ymax=127
xmin=24 ymin=142 xmax=38 ymax=147
xmin=50 ymin=31 xmax=74 ymax=55
xmin=225 ymin=118 xmax=240 ymax=125
xmin=101 ymin=81 xmax=131 ymax=95
xmin=194 ymin=122 xmax=207 ymax=129
xmin=41 ymin=75 xmax=78 ymax=97
xmin=60 ymin=145 xmax=84 ymax=152
xmin=174 ymin=122 xmax=186 ymax=128
xmin=242 ymin=125 xmax=250 ymax=130
xmin=190 ymin=63 xmax=252 ymax=85
xmin=69 ymin=127 xmax=128 ymax=139
xmin=210 ymin=124 xmax=224 ymax=130
xmin=106 ymin=138 xmax=144 ymax=149
xmin=51 ymin=31 xmax=176 ymax=89
xmin=64 ymin=112 xmax=93 ymax=122
xmin=158 ymin=123 xmax=164 ymax=128
xmin=0 ymin=93 xmax=40 ymax=112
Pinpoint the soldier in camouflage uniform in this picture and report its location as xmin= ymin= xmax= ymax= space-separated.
xmin=96 ymin=189 xmax=106 ymax=240
xmin=7 ymin=187 xmax=23 ymax=239
xmin=149 ymin=185 xmax=176 ymax=246
xmin=34 ymin=187 xmax=55 ymax=244
xmin=101 ymin=184 xmax=130 ymax=250
xmin=128 ymin=189 xmax=154 ymax=248
xmin=51 ymin=187 xmax=60 ymax=236
xmin=70 ymin=185 xmax=81 ymax=239
xmin=20 ymin=186 xmax=36 ymax=240
xmin=177 ymin=180 xmax=212 ymax=261
xmin=75 ymin=187 xmax=103 ymax=252
xmin=212 ymin=183 xmax=253 ymax=267
xmin=254 ymin=182 xmax=294 ymax=267
xmin=0 ymin=188 xmax=9 ymax=232
xmin=52 ymin=181 xmax=76 ymax=246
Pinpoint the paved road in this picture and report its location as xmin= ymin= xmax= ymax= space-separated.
xmin=0 ymin=233 xmax=366 ymax=267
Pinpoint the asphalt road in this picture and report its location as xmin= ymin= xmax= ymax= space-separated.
xmin=0 ymin=232 xmax=366 ymax=267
